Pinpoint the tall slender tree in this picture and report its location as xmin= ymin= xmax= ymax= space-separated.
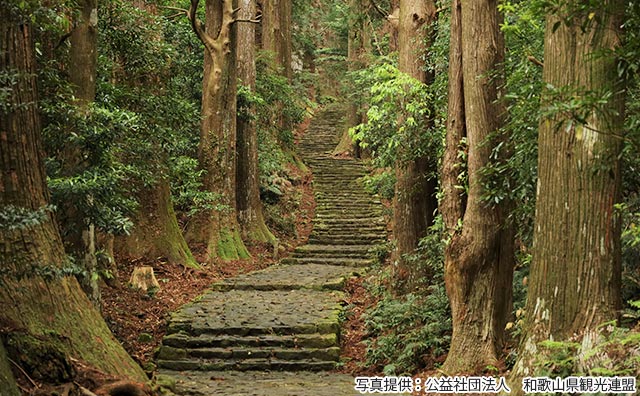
xmin=261 ymin=0 xmax=292 ymax=80
xmin=334 ymin=0 xmax=371 ymax=156
xmin=441 ymin=0 xmax=515 ymax=373
xmin=185 ymin=0 xmax=250 ymax=261
xmin=0 ymin=1 xmax=144 ymax=381
xmin=61 ymin=0 xmax=100 ymax=305
xmin=510 ymin=1 xmax=625 ymax=391
xmin=236 ymin=0 xmax=275 ymax=244
xmin=392 ymin=0 xmax=438 ymax=292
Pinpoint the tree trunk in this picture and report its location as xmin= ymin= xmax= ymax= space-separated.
xmin=0 ymin=341 xmax=19 ymax=396
xmin=279 ymin=0 xmax=292 ymax=81
xmin=392 ymin=0 xmax=438 ymax=293
xmin=61 ymin=0 xmax=100 ymax=306
xmin=334 ymin=0 xmax=369 ymax=157
xmin=441 ymin=0 xmax=515 ymax=374
xmin=69 ymin=0 xmax=97 ymax=102
xmin=0 ymin=4 xmax=145 ymax=380
xmin=261 ymin=0 xmax=292 ymax=79
xmin=509 ymin=2 xmax=624 ymax=390
xmin=115 ymin=180 xmax=200 ymax=268
xmin=386 ymin=0 xmax=400 ymax=52
xmin=236 ymin=0 xmax=276 ymax=245
xmin=185 ymin=0 xmax=250 ymax=261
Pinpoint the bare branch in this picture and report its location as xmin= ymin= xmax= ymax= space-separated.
xmin=188 ymin=0 xmax=217 ymax=53
xmin=527 ymin=55 xmax=544 ymax=67
xmin=235 ymin=13 xmax=262 ymax=24
xmin=369 ymin=0 xmax=388 ymax=18
xmin=159 ymin=5 xmax=189 ymax=14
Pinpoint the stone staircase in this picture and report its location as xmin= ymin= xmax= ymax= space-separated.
xmin=156 ymin=105 xmax=387 ymax=395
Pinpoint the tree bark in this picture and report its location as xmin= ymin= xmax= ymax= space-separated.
xmin=441 ymin=0 xmax=515 ymax=374
xmin=392 ymin=0 xmax=438 ymax=293
xmin=115 ymin=180 xmax=200 ymax=268
xmin=509 ymin=2 xmax=624 ymax=391
xmin=0 ymin=4 xmax=145 ymax=380
xmin=185 ymin=0 xmax=250 ymax=261
xmin=236 ymin=0 xmax=276 ymax=245
xmin=61 ymin=0 xmax=100 ymax=306
xmin=0 ymin=341 xmax=19 ymax=396
xmin=261 ymin=0 xmax=292 ymax=80
xmin=334 ymin=0 xmax=370 ymax=157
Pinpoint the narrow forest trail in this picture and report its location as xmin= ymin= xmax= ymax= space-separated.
xmin=156 ymin=106 xmax=388 ymax=395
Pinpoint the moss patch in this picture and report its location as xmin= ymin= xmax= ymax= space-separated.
xmin=0 ymin=341 xmax=20 ymax=396
xmin=217 ymin=228 xmax=251 ymax=260
xmin=5 ymin=332 xmax=75 ymax=383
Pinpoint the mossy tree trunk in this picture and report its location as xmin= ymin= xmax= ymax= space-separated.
xmin=60 ymin=0 xmax=100 ymax=306
xmin=509 ymin=2 xmax=624 ymax=391
xmin=0 ymin=341 xmax=19 ymax=396
xmin=392 ymin=0 xmax=438 ymax=293
xmin=236 ymin=0 xmax=276 ymax=245
xmin=0 ymin=4 xmax=145 ymax=381
xmin=441 ymin=0 xmax=515 ymax=374
xmin=185 ymin=0 xmax=250 ymax=261
xmin=115 ymin=180 xmax=200 ymax=268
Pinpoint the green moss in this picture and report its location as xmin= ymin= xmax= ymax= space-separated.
xmin=217 ymin=228 xmax=251 ymax=260
xmin=1 ymin=278 xmax=146 ymax=381
xmin=247 ymin=219 xmax=277 ymax=244
xmin=0 ymin=341 xmax=20 ymax=396
xmin=157 ymin=346 xmax=187 ymax=360
xmin=137 ymin=332 xmax=153 ymax=343
xmin=153 ymin=375 xmax=176 ymax=395
xmin=164 ymin=196 xmax=200 ymax=269
xmin=5 ymin=332 xmax=75 ymax=383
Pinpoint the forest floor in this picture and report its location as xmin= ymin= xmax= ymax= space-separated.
xmin=101 ymin=145 xmax=316 ymax=374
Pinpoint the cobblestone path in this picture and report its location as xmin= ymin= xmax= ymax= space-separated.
xmin=157 ymin=106 xmax=387 ymax=395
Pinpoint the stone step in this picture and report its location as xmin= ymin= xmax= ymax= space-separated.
xmin=281 ymin=257 xmax=374 ymax=267
xmin=157 ymin=357 xmax=337 ymax=372
xmin=292 ymin=250 xmax=371 ymax=259
xmin=209 ymin=264 xmax=362 ymax=292
xmin=155 ymin=371 xmax=364 ymax=396
xmin=165 ymin=289 xmax=344 ymax=337
xmin=162 ymin=332 xmax=338 ymax=349
xmin=307 ymin=237 xmax=384 ymax=246
xmin=315 ymin=218 xmax=386 ymax=225
xmin=158 ymin=345 xmax=341 ymax=364
xmin=312 ymin=223 xmax=386 ymax=231
xmin=314 ymin=210 xmax=383 ymax=217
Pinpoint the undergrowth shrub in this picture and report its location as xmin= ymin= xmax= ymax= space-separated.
xmin=363 ymin=221 xmax=452 ymax=375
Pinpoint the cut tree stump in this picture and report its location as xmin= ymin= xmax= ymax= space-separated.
xmin=129 ymin=266 xmax=160 ymax=292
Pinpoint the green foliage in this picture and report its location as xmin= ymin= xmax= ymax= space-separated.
xmin=253 ymin=52 xmax=308 ymax=197
xmin=0 ymin=205 xmax=55 ymax=231
xmin=620 ymin=2 xmax=640 ymax=306
xmin=361 ymin=170 xmax=396 ymax=201
xmin=349 ymin=60 xmax=440 ymax=169
xmin=364 ymin=284 xmax=451 ymax=375
xmin=38 ymin=0 xmax=209 ymax=236
xmin=533 ymin=323 xmax=640 ymax=379
xmin=536 ymin=340 xmax=581 ymax=377
xmin=363 ymin=221 xmax=451 ymax=375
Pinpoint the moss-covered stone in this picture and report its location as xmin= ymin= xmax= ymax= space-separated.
xmin=138 ymin=332 xmax=154 ymax=343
